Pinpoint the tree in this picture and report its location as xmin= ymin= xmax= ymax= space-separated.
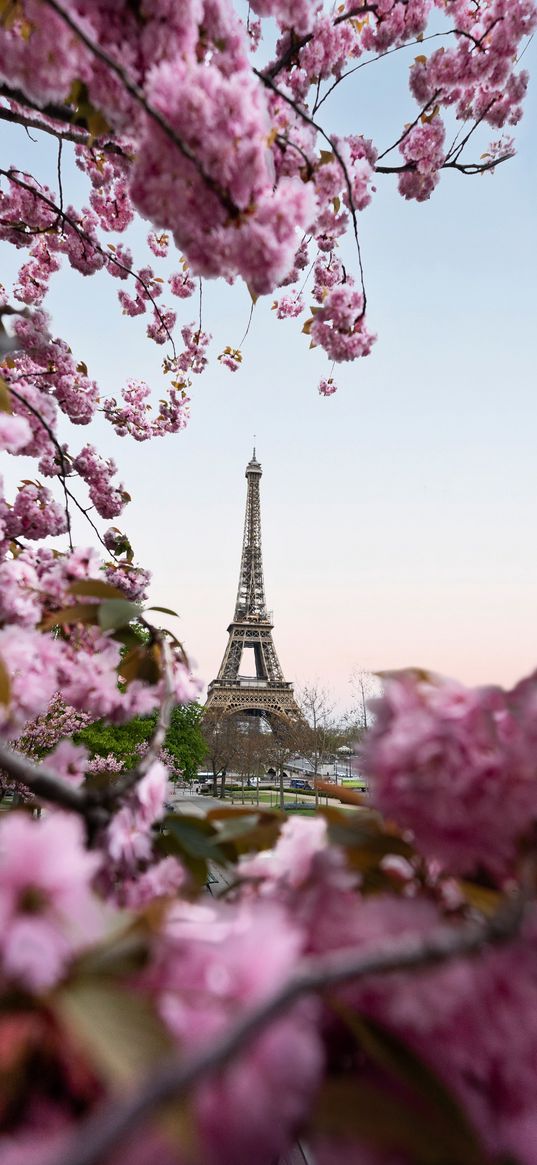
xmin=164 ymin=703 xmax=206 ymax=783
xmin=74 ymin=714 xmax=154 ymax=770
xmin=266 ymin=714 xmax=308 ymax=811
xmin=201 ymin=709 xmax=242 ymax=798
xmin=233 ymin=722 xmax=273 ymax=805
xmin=349 ymin=668 xmax=381 ymax=733
xmin=0 ymin=6 xmax=536 ymax=1165
xmin=297 ymin=682 xmax=343 ymax=805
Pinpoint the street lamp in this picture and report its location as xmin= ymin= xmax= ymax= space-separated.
xmin=337 ymin=745 xmax=352 ymax=782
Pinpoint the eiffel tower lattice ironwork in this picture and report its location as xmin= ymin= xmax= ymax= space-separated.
xmin=205 ymin=449 xmax=300 ymax=723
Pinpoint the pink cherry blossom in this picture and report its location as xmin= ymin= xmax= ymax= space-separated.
xmin=0 ymin=812 xmax=102 ymax=990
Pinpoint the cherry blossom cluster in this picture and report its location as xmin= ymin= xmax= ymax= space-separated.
xmin=363 ymin=668 xmax=537 ymax=882
xmin=0 ymin=0 xmax=532 ymax=406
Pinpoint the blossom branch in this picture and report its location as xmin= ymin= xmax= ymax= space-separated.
xmin=7 ymin=378 xmax=121 ymax=562
xmin=7 ymin=381 xmax=74 ymax=551
xmin=265 ymin=4 xmax=380 ymax=80
xmin=49 ymin=892 xmax=528 ymax=1165
xmin=376 ymin=91 xmax=441 ymax=163
xmin=41 ymin=0 xmax=239 ymax=219
xmin=0 ymin=169 xmax=177 ymax=357
xmin=254 ymin=70 xmax=367 ymax=313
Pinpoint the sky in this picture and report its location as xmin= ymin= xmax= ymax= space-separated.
xmin=2 ymin=21 xmax=537 ymax=711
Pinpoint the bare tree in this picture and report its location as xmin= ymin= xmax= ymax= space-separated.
xmin=297 ymin=683 xmax=343 ymax=807
xmin=348 ymin=669 xmax=381 ymax=734
xmin=266 ymin=716 xmax=306 ymax=811
xmin=201 ymin=710 xmax=241 ymax=799
xmin=234 ymin=723 xmax=272 ymax=805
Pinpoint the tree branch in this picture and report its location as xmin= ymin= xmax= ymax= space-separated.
xmin=264 ymin=4 xmax=380 ymax=80
xmin=0 ymin=740 xmax=92 ymax=817
xmin=0 ymin=169 xmax=177 ymax=357
xmin=48 ymin=892 xmax=527 ymax=1165
xmin=254 ymin=70 xmax=367 ymax=314
xmin=0 ymin=102 xmax=129 ymax=157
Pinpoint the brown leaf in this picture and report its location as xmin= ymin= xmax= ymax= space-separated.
xmin=118 ymin=643 xmax=162 ymax=685
xmin=0 ymin=652 xmax=11 ymax=707
xmin=69 ymin=578 xmax=126 ymax=600
xmin=41 ymin=604 xmax=100 ymax=631
xmin=458 ymin=880 xmax=502 ymax=917
xmin=0 ymin=376 xmax=12 ymax=415
xmin=56 ymin=980 xmax=173 ymax=1088
xmin=314 ymin=778 xmax=366 ymax=807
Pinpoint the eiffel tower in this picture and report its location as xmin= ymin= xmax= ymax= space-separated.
xmin=205 ymin=449 xmax=300 ymax=724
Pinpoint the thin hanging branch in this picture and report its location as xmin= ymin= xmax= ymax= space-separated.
xmin=7 ymin=382 xmax=74 ymax=551
xmin=254 ymin=70 xmax=368 ymax=315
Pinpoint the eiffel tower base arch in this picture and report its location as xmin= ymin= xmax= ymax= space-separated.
xmin=204 ymin=681 xmax=301 ymax=728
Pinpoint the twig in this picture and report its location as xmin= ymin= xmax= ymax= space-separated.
xmin=314 ymin=32 xmax=454 ymax=114
xmin=56 ymin=137 xmax=64 ymax=219
xmin=48 ymin=892 xmax=528 ymax=1165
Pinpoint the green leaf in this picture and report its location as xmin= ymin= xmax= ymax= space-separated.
xmin=98 ymin=599 xmax=142 ymax=632
xmin=0 ymin=652 xmax=11 ymax=707
xmin=163 ymin=814 xmax=226 ymax=861
xmin=69 ymin=578 xmax=127 ymax=600
xmin=0 ymin=376 xmax=12 ymax=414
xmin=145 ymin=605 xmax=180 ymax=618
xmin=56 ymin=979 xmax=173 ymax=1087
xmin=158 ymin=813 xmax=231 ymax=887
xmin=207 ymin=806 xmax=284 ymax=853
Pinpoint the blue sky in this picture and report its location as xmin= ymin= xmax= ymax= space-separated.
xmin=2 ymin=25 xmax=536 ymax=708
